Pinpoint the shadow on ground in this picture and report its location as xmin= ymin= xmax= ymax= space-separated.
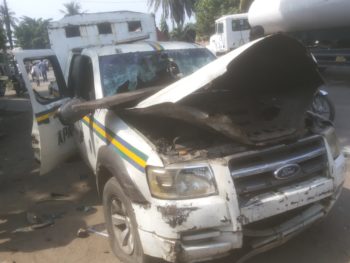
xmin=0 ymin=110 xmax=101 ymax=254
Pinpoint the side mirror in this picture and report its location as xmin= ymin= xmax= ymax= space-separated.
xmin=57 ymin=98 xmax=92 ymax=125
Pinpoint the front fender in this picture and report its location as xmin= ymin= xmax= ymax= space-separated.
xmin=96 ymin=146 xmax=148 ymax=204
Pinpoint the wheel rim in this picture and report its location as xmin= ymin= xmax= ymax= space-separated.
xmin=110 ymin=198 xmax=135 ymax=255
xmin=313 ymin=96 xmax=331 ymax=120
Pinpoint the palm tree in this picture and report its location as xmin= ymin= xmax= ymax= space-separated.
xmin=0 ymin=0 xmax=18 ymax=49
xmin=0 ymin=22 xmax=6 ymax=51
xmin=14 ymin=16 xmax=52 ymax=49
xmin=170 ymin=23 xmax=196 ymax=42
xmin=160 ymin=15 xmax=170 ymax=39
xmin=148 ymin=0 xmax=196 ymax=27
xmin=60 ymin=1 xmax=83 ymax=16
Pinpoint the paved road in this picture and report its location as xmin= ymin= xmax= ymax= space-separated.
xmin=0 ymin=67 xmax=349 ymax=263
xmin=324 ymin=68 xmax=350 ymax=149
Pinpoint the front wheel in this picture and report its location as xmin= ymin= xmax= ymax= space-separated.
xmin=311 ymin=93 xmax=335 ymax=121
xmin=103 ymin=177 xmax=154 ymax=263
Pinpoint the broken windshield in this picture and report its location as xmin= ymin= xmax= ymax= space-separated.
xmin=99 ymin=48 xmax=216 ymax=97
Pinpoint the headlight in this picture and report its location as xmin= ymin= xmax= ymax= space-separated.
xmin=146 ymin=164 xmax=217 ymax=199
xmin=323 ymin=127 xmax=341 ymax=159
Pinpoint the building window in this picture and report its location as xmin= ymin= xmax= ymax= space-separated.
xmin=128 ymin=21 xmax=142 ymax=32
xmin=65 ymin=26 xmax=80 ymax=38
xmin=98 ymin=23 xmax=112 ymax=35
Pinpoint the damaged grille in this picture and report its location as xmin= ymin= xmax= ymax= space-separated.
xmin=229 ymin=135 xmax=328 ymax=203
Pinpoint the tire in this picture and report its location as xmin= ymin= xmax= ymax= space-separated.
xmin=103 ymin=177 xmax=154 ymax=263
xmin=311 ymin=94 xmax=336 ymax=121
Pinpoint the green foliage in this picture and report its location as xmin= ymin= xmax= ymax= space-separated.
xmin=240 ymin=0 xmax=254 ymax=12
xmin=14 ymin=17 xmax=51 ymax=49
xmin=170 ymin=23 xmax=196 ymax=42
xmin=60 ymin=1 xmax=83 ymax=16
xmin=148 ymin=0 xmax=196 ymax=27
xmin=160 ymin=15 xmax=170 ymax=39
xmin=195 ymin=0 xmax=240 ymax=37
xmin=0 ymin=22 xmax=7 ymax=50
xmin=0 ymin=0 xmax=18 ymax=49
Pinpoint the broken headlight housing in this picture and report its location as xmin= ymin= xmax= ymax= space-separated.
xmin=146 ymin=164 xmax=217 ymax=199
xmin=323 ymin=127 xmax=341 ymax=159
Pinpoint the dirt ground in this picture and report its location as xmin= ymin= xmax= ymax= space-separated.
xmin=0 ymin=68 xmax=350 ymax=263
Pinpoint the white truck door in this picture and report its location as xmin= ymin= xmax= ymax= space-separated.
xmin=14 ymin=50 xmax=77 ymax=174
xmin=217 ymin=22 xmax=226 ymax=51
xmin=232 ymin=18 xmax=251 ymax=49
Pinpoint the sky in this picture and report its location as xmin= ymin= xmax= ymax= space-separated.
xmin=7 ymin=0 xmax=192 ymax=27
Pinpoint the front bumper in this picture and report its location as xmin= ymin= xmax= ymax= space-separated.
xmin=135 ymin=154 xmax=346 ymax=263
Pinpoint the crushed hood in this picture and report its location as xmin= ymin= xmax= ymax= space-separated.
xmin=124 ymin=34 xmax=324 ymax=146
xmin=135 ymin=34 xmax=323 ymax=109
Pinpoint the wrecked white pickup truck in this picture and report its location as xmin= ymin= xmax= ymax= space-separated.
xmin=15 ymin=34 xmax=346 ymax=263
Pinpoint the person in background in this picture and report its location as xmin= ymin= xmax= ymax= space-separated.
xmin=39 ymin=60 xmax=48 ymax=82
xmin=31 ymin=62 xmax=41 ymax=86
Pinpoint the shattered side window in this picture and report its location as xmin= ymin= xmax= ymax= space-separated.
xmin=167 ymin=48 xmax=215 ymax=77
xmin=99 ymin=48 xmax=216 ymax=97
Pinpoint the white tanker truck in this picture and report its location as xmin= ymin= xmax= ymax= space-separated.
xmin=248 ymin=0 xmax=350 ymax=67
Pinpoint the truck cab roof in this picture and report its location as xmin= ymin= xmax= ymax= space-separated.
xmin=215 ymin=13 xmax=248 ymax=23
xmin=78 ymin=41 xmax=205 ymax=57
xmin=49 ymin=10 xmax=152 ymax=28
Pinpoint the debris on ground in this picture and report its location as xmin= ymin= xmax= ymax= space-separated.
xmin=36 ymin=193 xmax=70 ymax=203
xmin=24 ymin=211 xmax=63 ymax=231
xmin=50 ymin=192 xmax=69 ymax=198
xmin=12 ymin=226 xmax=33 ymax=233
xmin=25 ymin=212 xmax=55 ymax=229
xmin=76 ymin=205 xmax=94 ymax=213
xmin=77 ymin=228 xmax=89 ymax=238
xmin=87 ymin=223 xmax=109 ymax=238
xmin=31 ymin=218 xmax=54 ymax=230
xmin=26 ymin=212 xmax=39 ymax=225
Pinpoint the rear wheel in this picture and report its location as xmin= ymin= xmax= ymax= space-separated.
xmin=103 ymin=177 xmax=154 ymax=263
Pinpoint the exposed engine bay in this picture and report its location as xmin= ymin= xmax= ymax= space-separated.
xmin=120 ymin=34 xmax=325 ymax=163
xmin=58 ymin=34 xmax=327 ymax=164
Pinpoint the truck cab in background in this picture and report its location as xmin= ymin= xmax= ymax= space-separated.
xmin=208 ymin=13 xmax=251 ymax=55
xmin=248 ymin=0 xmax=350 ymax=68
xmin=48 ymin=11 xmax=158 ymax=73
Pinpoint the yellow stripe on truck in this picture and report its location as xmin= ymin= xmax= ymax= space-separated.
xmin=83 ymin=116 xmax=147 ymax=168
